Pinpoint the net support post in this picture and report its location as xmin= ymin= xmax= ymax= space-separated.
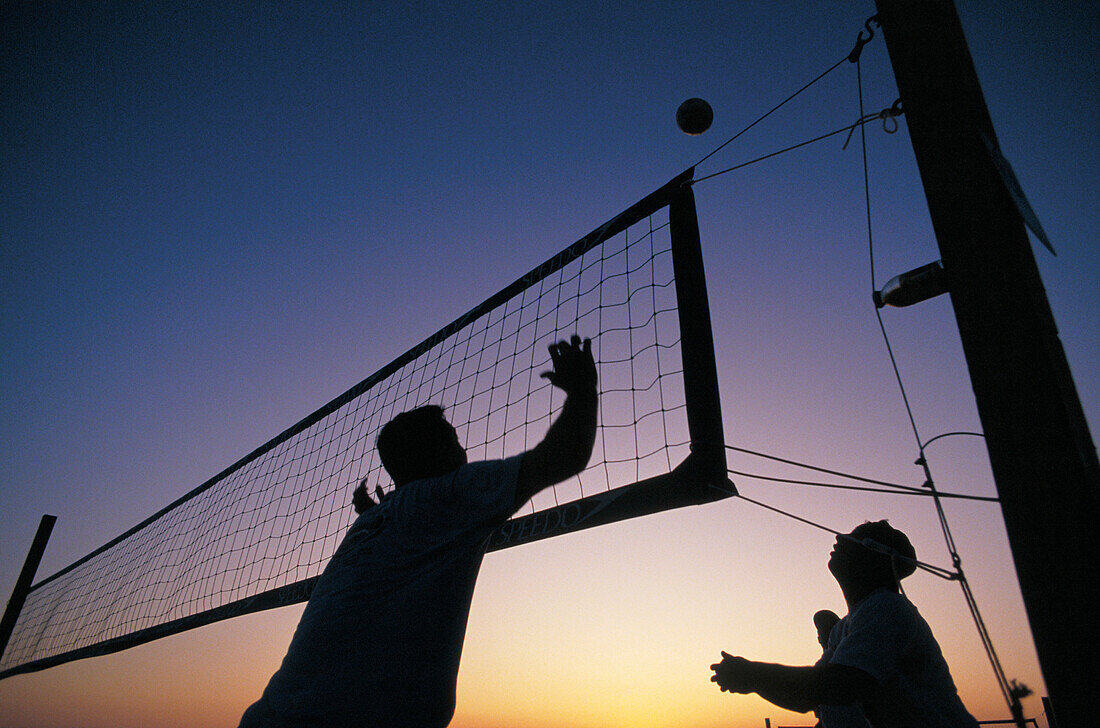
xmin=668 ymin=172 xmax=732 ymax=495
xmin=875 ymin=1 xmax=1100 ymax=724
xmin=0 ymin=514 xmax=57 ymax=663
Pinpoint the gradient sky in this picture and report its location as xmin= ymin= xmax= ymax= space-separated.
xmin=1 ymin=2 xmax=1097 ymax=727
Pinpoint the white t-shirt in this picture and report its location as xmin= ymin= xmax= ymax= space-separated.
xmin=816 ymin=589 xmax=979 ymax=728
xmin=239 ymin=455 xmax=522 ymax=728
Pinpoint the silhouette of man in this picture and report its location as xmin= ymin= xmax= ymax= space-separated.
xmin=711 ymin=520 xmax=979 ymax=727
xmin=239 ymin=335 xmax=598 ymax=728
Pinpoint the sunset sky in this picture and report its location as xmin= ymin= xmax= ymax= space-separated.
xmin=2 ymin=2 xmax=1097 ymax=727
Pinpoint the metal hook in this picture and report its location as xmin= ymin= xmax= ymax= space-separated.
xmin=848 ymin=15 xmax=880 ymax=63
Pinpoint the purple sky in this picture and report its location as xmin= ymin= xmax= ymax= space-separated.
xmin=1 ymin=2 xmax=1096 ymax=726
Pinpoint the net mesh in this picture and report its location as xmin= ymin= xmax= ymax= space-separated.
xmin=1 ymin=198 xmax=693 ymax=676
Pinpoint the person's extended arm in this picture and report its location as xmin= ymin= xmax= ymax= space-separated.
xmin=514 ymin=336 xmax=598 ymax=510
xmin=710 ymin=652 xmax=878 ymax=714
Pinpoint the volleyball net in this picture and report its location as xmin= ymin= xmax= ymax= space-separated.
xmin=0 ymin=169 xmax=731 ymax=679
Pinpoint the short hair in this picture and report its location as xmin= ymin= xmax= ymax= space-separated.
xmin=376 ymin=405 xmax=453 ymax=485
xmin=851 ymin=520 xmax=918 ymax=580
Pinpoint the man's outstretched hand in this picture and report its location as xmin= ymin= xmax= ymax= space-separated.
xmin=711 ymin=652 xmax=755 ymax=694
xmin=541 ymin=335 xmax=597 ymax=396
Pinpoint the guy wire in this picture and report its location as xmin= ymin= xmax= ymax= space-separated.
xmin=855 ymin=53 xmax=1016 ymax=711
xmin=732 ymin=491 xmax=957 ymax=581
xmin=692 ymin=55 xmax=848 ymax=170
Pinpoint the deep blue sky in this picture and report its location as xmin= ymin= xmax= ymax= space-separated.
xmin=1 ymin=2 xmax=1097 ymax=725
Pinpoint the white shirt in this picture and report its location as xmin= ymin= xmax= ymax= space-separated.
xmin=816 ymin=588 xmax=979 ymax=728
xmin=239 ymin=455 xmax=522 ymax=728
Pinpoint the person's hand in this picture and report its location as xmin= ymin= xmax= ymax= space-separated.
xmin=710 ymin=652 xmax=754 ymax=693
xmin=541 ymin=335 xmax=597 ymax=395
xmin=352 ymin=480 xmax=374 ymax=514
xmin=351 ymin=478 xmax=386 ymax=514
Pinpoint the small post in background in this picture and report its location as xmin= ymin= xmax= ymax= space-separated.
xmin=0 ymin=515 xmax=58 ymax=662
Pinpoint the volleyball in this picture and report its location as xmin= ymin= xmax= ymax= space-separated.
xmin=676 ymin=97 xmax=713 ymax=135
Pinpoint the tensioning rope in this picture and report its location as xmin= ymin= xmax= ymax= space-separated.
xmin=689 ymin=15 xmax=900 ymax=188
xmin=689 ymin=109 xmax=901 ymax=187
xmin=691 ymin=56 xmax=849 ymax=171
xmin=732 ymin=490 xmax=957 ymax=582
xmin=685 ymin=14 xmax=1023 ymax=714
xmin=852 ymin=30 xmax=1019 ymax=712
xmin=727 ymin=469 xmax=997 ymax=502
xmin=724 ymin=443 xmax=997 ymax=501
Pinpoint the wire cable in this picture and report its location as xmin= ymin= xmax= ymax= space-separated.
xmin=727 ymin=443 xmax=917 ymax=490
xmin=732 ymin=491 xmax=958 ymax=581
xmin=690 ymin=111 xmax=895 ymax=187
xmin=854 ymin=53 xmax=1016 ymax=712
xmin=921 ymin=431 xmax=985 ymax=450
xmin=727 ymin=468 xmax=998 ymax=502
xmin=692 ymin=55 xmax=849 ymax=170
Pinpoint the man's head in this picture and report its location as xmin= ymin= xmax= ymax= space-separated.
xmin=813 ymin=609 xmax=841 ymax=650
xmin=828 ymin=520 xmax=917 ymax=592
xmin=377 ymin=405 xmax=467 ymax=487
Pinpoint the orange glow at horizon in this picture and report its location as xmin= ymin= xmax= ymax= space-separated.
xmin=0 ymin=505 xmax=1045 ymax=727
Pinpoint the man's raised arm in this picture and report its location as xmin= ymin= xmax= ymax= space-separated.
xmin=514 ymin=335 xmax=598 ymax=510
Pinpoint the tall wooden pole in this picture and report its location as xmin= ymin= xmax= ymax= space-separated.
xmin=873 ymin=3 xmax=1099 ymax=726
